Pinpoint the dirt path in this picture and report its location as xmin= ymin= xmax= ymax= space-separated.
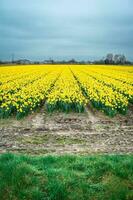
xmin=0 ymin=105 xmax=133 ymax=155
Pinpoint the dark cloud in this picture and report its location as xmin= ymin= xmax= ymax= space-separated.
xmin=0 ymin=0 xmax=133 ymax=61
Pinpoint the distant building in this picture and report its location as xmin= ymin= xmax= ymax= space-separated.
xmin=43 ymin=59 xmax=55 ymax=64
xmin=15 ymin=59 xmax=31 ymax=64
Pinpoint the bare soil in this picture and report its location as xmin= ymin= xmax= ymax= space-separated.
xmin=0 ymin=105 xmax=133 ymax=155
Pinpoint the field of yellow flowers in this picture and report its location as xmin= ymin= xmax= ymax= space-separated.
xmin=0 ymin=65 xmax=133 ymax=118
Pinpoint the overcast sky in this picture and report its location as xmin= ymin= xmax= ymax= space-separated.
xmin=0 ymin=0 xmax=133 ymax=61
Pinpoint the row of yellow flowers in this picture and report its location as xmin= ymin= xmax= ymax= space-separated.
xmin=46 ymin=68 xmax=87 ymax=112
xmin=71 ymin=66 xmax=131 ymax=116
xmin=81 ymin=68 xmax=133 ymax=103
xmin=0 ymin=66 xmax=61 ymax=118
xmin=0 ymin=65 xmax=133 ymax=118
xmin=87 ymin=66 xmax=133 ymax=85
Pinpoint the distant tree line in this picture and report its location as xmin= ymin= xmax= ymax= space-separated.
xmin=104 ymin=53 xmax=129 ymax=65
xmin=0 ymin=53 xmax=132 ymax=65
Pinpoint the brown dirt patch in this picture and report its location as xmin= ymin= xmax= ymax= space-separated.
xmin=0 ymin=105 xmax=133 ymax=155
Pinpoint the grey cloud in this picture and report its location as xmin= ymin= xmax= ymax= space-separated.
xmin=0 ymin=0 xmax=133 ymax=61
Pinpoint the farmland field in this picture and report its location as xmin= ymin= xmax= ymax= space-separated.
xmin=0 ymin=64 xmax=133 ymax=155
xmin=1 ymin=0 xmax=133 ymax=199
xmin=0 ymin=65 xmax=133 ymax=119
xmin=0 ymin=65 xmax=133 ymax=200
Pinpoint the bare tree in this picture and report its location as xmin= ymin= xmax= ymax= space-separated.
xmin=120 ymin=55 xmax=126 ymax=64
xmin=114 ymin=54 xmax=120 ymax=64
xmin=105 ymin=53 xmax=114 ymax=64
xmin=114 ymin=54 xmax=126 ymax=64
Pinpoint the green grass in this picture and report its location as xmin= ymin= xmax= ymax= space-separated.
xmin=0 ymin=153 xmax=133 ymax=200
